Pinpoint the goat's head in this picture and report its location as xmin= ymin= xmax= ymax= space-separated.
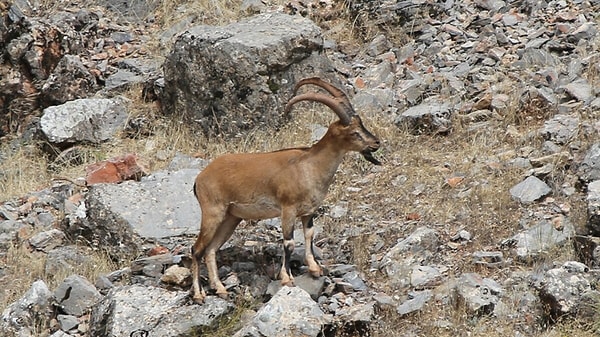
xmin=285 ymin=77 xmax=382 ymax=165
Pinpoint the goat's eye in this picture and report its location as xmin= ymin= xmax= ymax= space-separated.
xmin=352 ymin=131 xmax=362 ymax=139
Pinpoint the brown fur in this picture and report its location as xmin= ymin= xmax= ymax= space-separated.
xmin=190 ymin=79 xmax=381 ymax=303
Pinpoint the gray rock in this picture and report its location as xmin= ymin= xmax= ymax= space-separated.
xmin=162 ymin=12 xmax=335 ymax=137
xmin=40 ymin=97 xmax=129 ymax=145
xmin=241 ymin=0 xmax=267 ymax=13
xmin=410 ymin=265 xmax=445 ymax=288
xmin=568 ymin=22 xmax=597 ymax=44
xmin=234 ymin=287 xmax=330 ymax=337
xmin=102 ymin=0 xmax=160 ymax=21
xmin=246 ymin=274 xmax=271 ymax=298
xmin=509 ymin=175 xmax=551 ymax=204
xmin=472 ymin=251 xmax=505 ymax=268
xmin=334 ymin=301 xmax=375 ymax=325
xmin=518 ymin=48 xmax=559 ymax=68
xmin=56 ymin=314 xmax=79 ymax=332
xmin=352 ymin=87 xmax=395 ymax=115
xmin=45 ymin=246 xmax=93 ymax=276
xmin=67 ymin=169 xmax=199 ymax=258
xmin=396 ymin=290 xmax=433 ymax=316
xmin=328 ymin=264 xmax=358 ymax=277
xmin=504 ymin=218 xmax=575 ymax=261
xmin=1 ymin=280 xmax=52 ymax=335
xmin=395 ymin=101 xmax=452 ymax=134
xmin=373 ymin=292 xmax=396 ymax=308
xmin=160 ymin=265 xmax=192 ymax=287
xmin=293 ymin=274 xmax=327 ymax=300
xmin=0 ymin=219 xmax=25 ymax=249
xmin=578 ymin=143 xmax=600 ymax=183
xmin=7 ymin=0 xmax=37 ymax=22
xmin=539 ymin=114 xmax=579 ymax=145
xmin=131 ymin=253 xmax=182 ymax=274
xmin=28 ymin=183 xmax=75 ymax=211
xmin=32 ymin=211 xmax=56 ymax=228
xmin=89 ymin=285 xmax=234 ymax=337
xmin=329 ymin=202 xmax=348 ymax=219
xmin=41 ymin=55 xmax=98 ymax=105
xmin=380 ymin=227 xmax=440 ymax=288
xmin=367 ymin=34 xmax=391 ymax=57
xmin=563 ymin=78 xmax=593 ymax=103
xmin=573 ymin=235 xmax=600 ymax=267
xmin=454 ymin=273 xmax=502 ymax=316
xmin=49 ymin=330 xmax=71 ymax=337
xmin=265 ymin=280 xmax=283 ymax=298
xmin=342 ymin=271 xmax=368 ymax=291
xmin=586 ymin=180 xmax=600 ymax=235
xmin=534 ymin=261 xmax=600 ymax=321
xmin=0 ymin=205 xmax=18 ymax=221
xmin=104 ymin=69 xmax=145 ymax=91
xmin=28 ymin=228 xmax=66 ymax=252
xmin=54 ymin=275 xmax=102 ymax=316
xmin=361 ymin=60 xmax=394 ymax=88
xmin=396 ymin=78 xmax=427 ymax=105
xmin=166 ymin=152 xmax=209 ymax=171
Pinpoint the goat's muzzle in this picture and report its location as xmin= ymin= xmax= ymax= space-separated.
xmin=361 ymin=145 xmax=381 ymax=165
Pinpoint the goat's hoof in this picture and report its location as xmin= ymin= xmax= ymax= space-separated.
xmin=192 ymin=295 xmax=205 ymax=304
xmin=216 ymin=291 xmax=229 ymax=300
xmin=309 ymin=267 xmax=323 ymax=278
xmin=281 ymin=280 xmax=295 ymax=287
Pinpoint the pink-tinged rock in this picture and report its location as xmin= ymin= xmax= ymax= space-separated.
xmin=86 ymin=154 xmax=146 ymax=185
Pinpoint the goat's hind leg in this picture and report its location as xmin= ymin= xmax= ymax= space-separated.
xmin=191 ymin=235 xmax=208 ymax=304
xmin=302 ymin=214 xmax=323 ymax=277
xmin=191 ymin=206 xmax=235 ymax=303
xmin=204 ymin=214 xmax=242 ymax=299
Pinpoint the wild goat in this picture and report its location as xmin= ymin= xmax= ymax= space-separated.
xmin=191 ymin=77 xmax=381 ymax=303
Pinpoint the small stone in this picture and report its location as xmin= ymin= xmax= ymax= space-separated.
xmin=509 ymin=176 xmax=552 ymax=204
xmin=397 ymin=290 xmax=433 ymax=316
xmin=57 ymin=314 xmax=79 ymax=331
xmin=160 ymin=265 xmax=192 ymax=287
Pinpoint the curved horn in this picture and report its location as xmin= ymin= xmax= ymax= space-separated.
xmin=285 ymin=93 xmax=352 ymax=125
xmin=293 ymin=77 xmax=348 ymax=100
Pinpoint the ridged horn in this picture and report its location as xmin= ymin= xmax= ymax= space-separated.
xmin=293 ymin=77 xmax=355 ymax=115
xmin=285 ymin=93 xmax=352 ymax=125
xmin=294 ymin=77 xmax=347 ymax=99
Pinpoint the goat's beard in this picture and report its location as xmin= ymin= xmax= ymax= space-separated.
xmin=361 ymin=150 xmax=381 ymax=165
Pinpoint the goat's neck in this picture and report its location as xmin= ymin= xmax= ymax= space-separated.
xmin=306 ymin=134 xmax=348 ymax=185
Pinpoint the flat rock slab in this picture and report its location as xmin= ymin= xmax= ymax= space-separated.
xmin=86 ymin=168 xmax=201 ymax=240
xmin=507 ymin=218 xmax=575 ymax=260
xmin=509 ymin=175 xmax=551 ymax=204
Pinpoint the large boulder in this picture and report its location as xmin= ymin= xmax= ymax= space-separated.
xmin=63 ymin=167 xmax=203 ymax=258
xmin=1 ymin=280 xmax=53 ymax=336
xmin=234 ymin=287 xmax=331 ymax=337
xmin=534 ymin=261 xmax=600 ymax=322
xmin=89 ymin=285 xmax=234 ymax=337
xmin=40 ymin=97 xmax=129 ymax=147
xmin=162 ymin=12 xmax=337 ymax=137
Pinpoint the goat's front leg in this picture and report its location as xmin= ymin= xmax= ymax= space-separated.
xmin=302 ymin=214 xmax=323 ymax=277
xmin=279 ymin=206 xmax=296 ymax=286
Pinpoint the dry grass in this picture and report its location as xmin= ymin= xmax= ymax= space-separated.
xmin=0 ymin=243 xmax=119 ymax=313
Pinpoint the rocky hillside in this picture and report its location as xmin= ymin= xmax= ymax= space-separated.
xmin=1 ymin=0 xmax=600 ymax=336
